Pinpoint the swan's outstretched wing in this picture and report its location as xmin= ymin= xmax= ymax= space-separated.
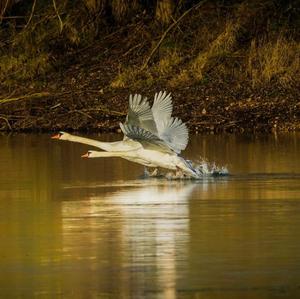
xmin=159 ymin=117 xmax=189 ymax=154
xmin=151 ymin=91 xmax=189 ymax=153
xmin=120 ymin=123 xmax=172 ymax=153
xmin=126 ymin=94 xmax=157 ymax=134
xmin=125 ymin=91 xmax=189 ymax=154
xmin=151 ymin=91 xmax=173 ymax=130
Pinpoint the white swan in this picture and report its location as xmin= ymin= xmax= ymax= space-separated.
xmin=52 ymin=91 xmax=178 ymax=167
xmin=52 ymin=91 xmax=198 ymax=177
xmin=52 ymin=91 xmax=173 ymax=149
xmin=81 ymin=124 xmax=198 ymax=178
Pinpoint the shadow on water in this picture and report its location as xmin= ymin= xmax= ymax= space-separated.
xmin=0 ymin=133 xmax=300 ymax=298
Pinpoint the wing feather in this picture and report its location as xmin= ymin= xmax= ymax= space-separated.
xmin=120 ymin=123 xmax=172 ymax=153
xmin=123 ymin=91 xmax=189 ymax=154
xmin=159 ymin=117 xmax=189 ymax=154
xmin=152 ymin=91 xmax=173 ymax=126
xmin=126 ymin=94 xmax=158 ymax=134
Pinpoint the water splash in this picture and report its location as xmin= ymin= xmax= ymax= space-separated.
xmin=143 ymin=158 xmax=229 ymax=180
xmin=191 ymin=158 xmax=229 ymax=177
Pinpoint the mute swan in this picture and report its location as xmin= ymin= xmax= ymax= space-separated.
xmin=80 ymin=123 xmax=198 ymax=178
xmin=52 ymin=91 xmax=198 ymax=177
xmin=51 ymin=91 xmax=170 ymax=146
xmin=51 ymin=91 xmax=177 ymax=167
xmin=81 ymin=148 xmax=198 ymax=178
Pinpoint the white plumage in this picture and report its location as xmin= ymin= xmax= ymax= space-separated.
xmin=52 ymin=91 xmax=197 ymax=178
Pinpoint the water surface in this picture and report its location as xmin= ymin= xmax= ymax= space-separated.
xmin=0 ymin=133 xmax=300 ymax=298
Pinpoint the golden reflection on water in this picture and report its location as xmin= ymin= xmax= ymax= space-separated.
xmin=61 ymin=183 xmax=195 ymax=299
xmin=0 ymin=133 xmax=300 ymax=298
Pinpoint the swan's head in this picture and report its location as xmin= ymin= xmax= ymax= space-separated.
xmin=51 ymin=132 xmax=70 ymax=140
xmin=81 ymin=150 xmax=107 ymax=158
xmin=81 ymin=150 xmax=95 ymax=158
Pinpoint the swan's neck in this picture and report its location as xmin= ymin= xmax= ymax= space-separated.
xmin=89 ymin=151 xmax=133 ymax=158
xmin=65 ymin=135 xmax=112 ymax=151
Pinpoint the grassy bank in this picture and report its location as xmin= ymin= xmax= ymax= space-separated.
xmin=0 ymin=0 xmax=299 ymax=132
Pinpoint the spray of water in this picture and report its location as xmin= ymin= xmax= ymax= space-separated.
xmin=190 ymin=158 xmax=229 ymax=177
xmin=143 ymin=158 xmax=229 ymax=180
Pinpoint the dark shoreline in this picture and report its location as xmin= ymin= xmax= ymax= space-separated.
xmin=1 ymin=82 xmax=299 ymax=134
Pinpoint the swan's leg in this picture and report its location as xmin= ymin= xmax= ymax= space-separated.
xmin=150 ymin=168 xmax=159 ymax=177
xmin=175 ymin=167 xmax=184 ymax=178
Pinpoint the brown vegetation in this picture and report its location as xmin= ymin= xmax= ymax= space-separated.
xmin=0 ymin=0 xmax=299 ymax=132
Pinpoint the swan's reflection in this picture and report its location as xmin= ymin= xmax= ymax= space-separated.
xmin=61 ymin=181 xmax=197 ymax=297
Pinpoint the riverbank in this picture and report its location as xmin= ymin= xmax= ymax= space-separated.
xmin=0 ymin=1 xmax=299 ymax=133
xmin=0 ymin=80 xmax=299 ymax=134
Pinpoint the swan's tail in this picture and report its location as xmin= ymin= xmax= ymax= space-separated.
xmin=175 ymin=157 xmax=199 ymax=178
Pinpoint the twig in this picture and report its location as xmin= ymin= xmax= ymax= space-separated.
xmin=73 ymin=23 xmax=139 ymax=56
xmin=0 ymin=0 xmax=9 ymax=24
xmin=68 ymin=110 xmax=93 ymax=119
xmin=0 ymin=92 xmax=51 ymax=105
xmin=24 ymin=0 xmax=37 ymax=29
xmin=52 ymin=0 xmax=63 ymax=32
xmin=223 ymin=120 xmax=241 ymax=128
xmin=83 ymin=108 xmax=126 ymax=116
xmin=102 ymin=23 xmax=136 ymax=41
xmin=1 ymin=16 xmax=27 ymax=19
xmin=0 ymin=114 xmax=25 ymax=119
xmin=0 ymin=116 xmax=12 ymax=131
xmin=141 ymin=0 xmax=208 ymax=70
xmin=50 ymin=103 xmax=61 ymax=109
xmin=123 ymin=42 xmax=143 ymax=57
xmin=170 ymin=15 xmax=183 ymax=34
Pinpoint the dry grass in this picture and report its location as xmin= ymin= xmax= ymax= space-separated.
xmin=0 ymin=2 xmax=91 ymax=86
xmin=156 ymin=50 xmax=182 ymax=75
xmin=111 ymin=49 xmax=182 ymax=89
xmin=168 ymin=69 xmax=190 ymax=88
xmin=191 ymin=21 xmax=240 ymax=81
xmin=168 ymin=19 xmax=240 ymax=86
xmin=1 ymin=0 xmax=298 ymax=91
xmin=110 ymin=66 xmax=154 ymax=89
xmin=83 ymin=0 xmax=106 ymax=13
xmin=0 ymin=21 xmax=56 ymax=86
xmin=165 ymin=1 xmax=299 ymax=89
xmin=110 ymin=67 xmax=137 ymax=88
xmin=0 ymin=52 xmax=50 ymax=85
xmin=247 ymin=36 xmax=300 ymax=87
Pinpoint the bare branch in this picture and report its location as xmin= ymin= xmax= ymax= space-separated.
xmin=141 ymin=0 xmax=208 ymax=70
xmin=0 ymin=92 xmax=51 ymax=105
xmin=0 ymin=116 xmax=12 ymax=130
xmin=52 ymin=0 xmax=63 ymax=32
xmin=24 ymin=0 xmax=37 ymax=29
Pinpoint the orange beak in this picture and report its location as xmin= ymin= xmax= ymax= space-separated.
xmin=81 ymin=152 xmax=89 ymax=158
xmin=51 ymin=134 xmax=61 ymax=139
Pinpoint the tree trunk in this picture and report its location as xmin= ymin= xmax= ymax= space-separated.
xmin=155 ymin=0 xmax=175 ymax=25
